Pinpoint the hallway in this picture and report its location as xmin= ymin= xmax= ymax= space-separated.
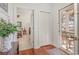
xmin=0 ymin=3 xmax=79 ymax=55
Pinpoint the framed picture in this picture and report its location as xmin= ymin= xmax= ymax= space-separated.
xmin=17 ymin=21 xmax=22 ymax=28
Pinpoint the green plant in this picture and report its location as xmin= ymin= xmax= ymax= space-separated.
xmin=0 ymin=19 xmax=17 ymax=38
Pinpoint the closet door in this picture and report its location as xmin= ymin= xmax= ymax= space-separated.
xmin=39 ymin=11 xmax=51 ymax=46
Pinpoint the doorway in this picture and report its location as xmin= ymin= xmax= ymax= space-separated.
xmin=15 ymin=7 xmax=34 ymax=55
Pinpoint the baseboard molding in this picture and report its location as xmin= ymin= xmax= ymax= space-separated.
xmin=40 ymin=44 xmax=56 ymax=48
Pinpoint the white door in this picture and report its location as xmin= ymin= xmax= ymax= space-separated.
xmin=39 ymin=11 xmax=51 ymax=46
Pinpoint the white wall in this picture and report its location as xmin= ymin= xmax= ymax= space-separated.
xmin=50 ymin=3 xmax=70 ymax=48
xmin=8 ymin=3 xmax=71 ymax=49
xmin=8 ymin=3 xmax=52 ymax=49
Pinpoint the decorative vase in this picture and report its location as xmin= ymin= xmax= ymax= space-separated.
xmin=0 ymin=36 xmax=12 ymax=52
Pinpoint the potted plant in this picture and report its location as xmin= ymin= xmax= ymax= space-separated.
xmin=0 ymin=19 xmax=17 ymax=52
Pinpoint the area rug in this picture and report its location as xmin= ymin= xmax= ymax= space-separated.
xmin=48 ymin=48 xmax=67 ymax=55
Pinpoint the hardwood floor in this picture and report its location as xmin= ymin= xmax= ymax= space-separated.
xmin=19 ymin=48 xmax=34 ymax=55
xmin=19 ymin=45 xmax=56 ymax=55
xmin=0 ymin=45 xmax=67 ymax=55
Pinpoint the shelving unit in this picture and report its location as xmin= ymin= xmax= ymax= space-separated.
xmin=59 ymin=4 xmax=76 ymax=54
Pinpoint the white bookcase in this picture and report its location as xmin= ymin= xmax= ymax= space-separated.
xmin=59 ymin=4 xmax=78 ymax=55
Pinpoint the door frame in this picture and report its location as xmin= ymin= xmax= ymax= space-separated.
xmin=13 ymin=5 xmax=35 ymax=50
